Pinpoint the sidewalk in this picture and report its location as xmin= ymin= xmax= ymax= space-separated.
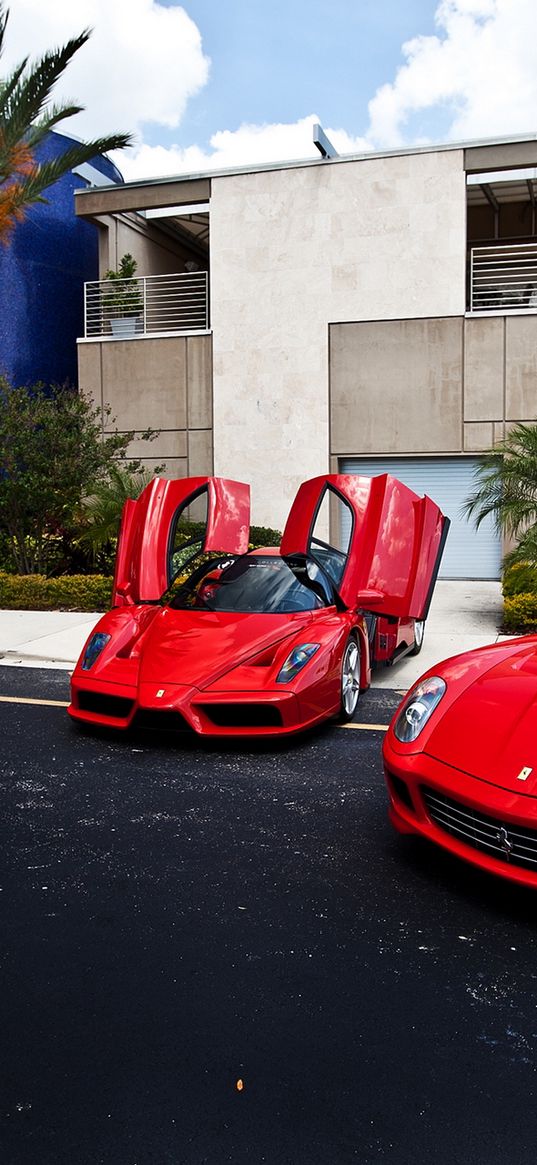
xmin=373 ymin=580 xmax=512 ymax=689
xmin=0 ymin=609 xmax=101 ymax=670
xmin=0 ymin=581 xmax=513 ymax=687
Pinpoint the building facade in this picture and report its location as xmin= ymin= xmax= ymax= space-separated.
xmin=75 ymin=135 xmax=537 ymax=579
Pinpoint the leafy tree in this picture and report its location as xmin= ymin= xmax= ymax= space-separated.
xmin=0 ymin=379 xmax=154 ymax=574
xmin=463 ymin=423 xmax=537 ymax=567
xmin=0 ymin=5 xmax=132 ymax=239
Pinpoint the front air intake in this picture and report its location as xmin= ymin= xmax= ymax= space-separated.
xmin=77 ymin=691 xmax=134 ymax=720
xmin=133 ymin=709 xmax=193 ymax=733
xmin=200 ymin=703 xmax=283 ymax=728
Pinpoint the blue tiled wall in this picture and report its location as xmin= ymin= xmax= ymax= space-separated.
xmin=0 ymin=131 xmax=122 ymax=389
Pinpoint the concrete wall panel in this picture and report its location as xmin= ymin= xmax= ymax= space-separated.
xmin=505 ymin=316 xmax=537 ymax=419
xmin=123 ymin=430 xmax=188 ymax=461
xmin=100 ymin=338 xmax=187 ymax=431
xmin=187 ymin=334 xmax=213 ymax=429
xmin=78 ymin=343 xmax=102 ymax=414
xmin=187 ymin=428 xmax=213 ymax=478
xmin=464 ymin=317 xmax=504 ymax=421
xmin=330 ymin=318 xmax=463 ymax=455
xmin=463 ymin=422 xmax=494 ymax=450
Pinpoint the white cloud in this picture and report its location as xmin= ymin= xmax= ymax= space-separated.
xmin=118 ymin=115 xmax=370 ymax=180
xmin=366 ymin=0 xmax=537 ymax=148
xmin=0 ymin=0 xmax=210 ymax=141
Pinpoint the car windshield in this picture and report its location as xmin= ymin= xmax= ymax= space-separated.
xmin=169 ymin=554 xmax=334 ymax=613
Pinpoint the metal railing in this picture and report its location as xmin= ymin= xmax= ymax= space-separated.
xmin=469 ymin=243 xmax=537 ymax=312
xmin=84 ymin=270 xmax=209 ymax=337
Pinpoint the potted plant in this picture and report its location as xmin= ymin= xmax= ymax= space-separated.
xmin=103 ymin=253 xmax=143 ymax=337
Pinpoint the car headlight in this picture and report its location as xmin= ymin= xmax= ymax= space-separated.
xmin=82 ymin=632 xmax=111 ymax=671
xmin=276 ymin=643 xmax=319 ymax=684
xmin=393 ymin=676 xmax=446 ymax=743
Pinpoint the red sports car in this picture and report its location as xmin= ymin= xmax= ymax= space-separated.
xmin=69 ymin=473 xmax=448 ymax=738
xmin=383 ymin=637 xmax=537 ymax=888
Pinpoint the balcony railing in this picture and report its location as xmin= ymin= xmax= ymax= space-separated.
xmin=83 ymin=270 xmax=209 ymax=338
xmin=469 ymin=243 xmax=537 ymax=312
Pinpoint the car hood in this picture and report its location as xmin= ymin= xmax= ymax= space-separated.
xmin=134 ymin=606 xmax=313 ymax=689
xmin=425 ymin=643 xmax=537 ymax=793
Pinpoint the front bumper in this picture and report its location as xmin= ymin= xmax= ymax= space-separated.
xmin=383 ymin=741 xmax=537 ymax=888
xmin=69 ymin=674 xmax=322 ymax=738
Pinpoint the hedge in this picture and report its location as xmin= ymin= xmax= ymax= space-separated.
xmin=501 ymin=562 xmax=537 ymax=632
xmin=502 ymin=562 xmax=537 ymax=598
xmin=0 ymin=572 xmax=112 ymax=612
xmin=503 ymin=593 xmax=537 ymax=634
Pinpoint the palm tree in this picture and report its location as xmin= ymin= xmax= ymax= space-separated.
xmin=0 ymin=5 xmax=132 ymax=240
xmin=75 ymin=464 xmax=157 ymax=557
xmin=463 ymin=423 xmax=537 ymax=566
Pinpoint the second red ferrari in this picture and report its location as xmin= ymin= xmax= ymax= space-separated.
xmin=383 ymin=635 xmax=537 ymax=888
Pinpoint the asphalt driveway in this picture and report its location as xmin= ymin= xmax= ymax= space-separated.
xmin=2 ymin=665 xmax=537 ymax=1164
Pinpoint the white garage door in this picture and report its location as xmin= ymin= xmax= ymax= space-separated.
xmin=339 ymin=457 xmax=501 ymax=580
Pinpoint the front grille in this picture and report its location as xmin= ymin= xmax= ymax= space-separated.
xmin=133 ymin=709 xmax=193 ymax=733
xmin=422 ymin=785 xmax=537 ymax=870
xmin=199 ymin=703 xmax=283 ymax=728
xmin=77 ymin=691 xmax=134 ymax=720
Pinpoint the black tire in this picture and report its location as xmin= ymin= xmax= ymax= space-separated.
xmin=409 ymin=619 xmax=425 ymax=656
xmin=338 ymin=635 xmax=361 ymax=722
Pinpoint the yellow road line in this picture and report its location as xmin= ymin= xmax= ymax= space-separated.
xmin=0 ymin=694 xmax=69 ymax=708
xmin=338 ymin=721 xmax=388 ymax=732
xmin=0 ymin=694 xmax=389 ymax=730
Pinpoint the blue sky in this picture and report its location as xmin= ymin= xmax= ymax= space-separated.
xmin=3 ymin=1 xmax=537 ymax=179
xmin=159 ymin=1 xmax=439 ymax=149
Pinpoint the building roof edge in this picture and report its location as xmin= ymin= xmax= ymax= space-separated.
xmin=74 ymin=132 xmax=537 ymax=197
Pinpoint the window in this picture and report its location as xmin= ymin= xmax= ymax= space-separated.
xmin=168 ymin=487 xmax=208 ymax=581
xmin=307 ymin=486 xmax=353 ymax=589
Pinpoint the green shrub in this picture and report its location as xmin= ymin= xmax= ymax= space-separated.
xmin=503 ymin=593 xmax=537 ymax=633
xmin=250 ymin=525 xmax=281 ymax=548
xmin=174 ymin=521 xmax=281 ymax=549
xmin=0 ymin=572 xmax=112 ymax=611
xmin=503 ymin=562 xmax=537 ymax=597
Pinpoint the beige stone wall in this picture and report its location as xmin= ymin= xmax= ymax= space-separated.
xmin=78 ymin=334 xmax=213 ymax=479
xmin=329 ymin=314 xmax=537 ymax=460
xmin=209 ymin=149 xmax=466 ymax=528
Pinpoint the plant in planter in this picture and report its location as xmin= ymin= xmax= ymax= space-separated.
xmin=103 ymin=253 xmax=144 ymax=336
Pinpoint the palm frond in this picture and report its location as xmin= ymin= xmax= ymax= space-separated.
xmin=0 ymin=5 xmax=9 ymax=58
xmin=76 ymin=466 xmax=156 ymax=554
xmin=503 ymin=526 xmax=537 ymax=570
xmin=0 ymin=32 xmax=92 ymax=148
xmin=0 ymin=7 xmax=132 ymax=241
xmin=462 ymin=423 xmax=537 ymax=537
xmin=1 ymin=133 xmax=131 ymax=209
xmin=26 ymin=103 xmax=84 ymax=145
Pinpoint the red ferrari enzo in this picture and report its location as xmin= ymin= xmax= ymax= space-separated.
xmin=383 ymin=639 xmax=537 ymax=888
xmin=69 ymin=473 xmax=448 ymax=738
